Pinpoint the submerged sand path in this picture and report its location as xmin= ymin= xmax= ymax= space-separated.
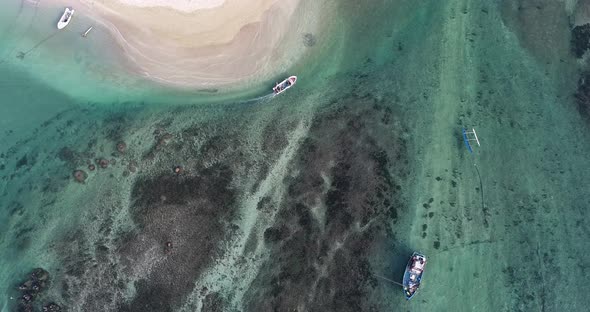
xmin=401 ymin=0 xmax=590 ymax=310
xmin=180 ymin=105 xmax=314 ymax=311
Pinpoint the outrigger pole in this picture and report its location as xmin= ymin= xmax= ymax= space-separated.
xmin=462 ymin=128 xmax=480 ymax=153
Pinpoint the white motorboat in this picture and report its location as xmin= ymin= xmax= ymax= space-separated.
xmin=57 ymin=8 xmax=75 ymax=30
xmin=273 ymin=76 xmax=297 ymax=95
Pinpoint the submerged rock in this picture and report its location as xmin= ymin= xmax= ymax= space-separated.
xmin=116 ymin=141 xmax=127 ymax=154
xmin=18 ymin=268 xmax=49 ymax=292
xmin=303 ymin=33 xmax=316 ymax=47
xmin=20 ymin=293 xmax=33 ymax=304
xmin=98 ymin=158 xmax=109 ymax=169
xmin=128 ymin=160 xmax=137 ymax=173
xmin=73 ymin=170 xmax=87 ymax=183
xmin=31 ymin=268 xmax=48 ymax=281
xmin=42 ymin=302 xmax=61 ymax=312
xmin=16 ymin=268 xmax=55 ymax=311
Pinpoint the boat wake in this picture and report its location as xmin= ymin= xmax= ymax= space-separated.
xmin=239 ymin=93 xmax=275 ymax=104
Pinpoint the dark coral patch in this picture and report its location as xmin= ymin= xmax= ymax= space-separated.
xmin=119 ymin=164 xmax=237 ymax=311
xmin=572 ymin=24 xmax=590 ymax=58
xmin=16 ymin=155 xmax=28 ymax=169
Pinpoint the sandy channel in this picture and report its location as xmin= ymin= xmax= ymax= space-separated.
xmin=43 ymin=0 xmax=308 ymax=89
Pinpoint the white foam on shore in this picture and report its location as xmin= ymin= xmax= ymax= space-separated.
xmin=115 ymin=0 xmax=225 ymax=12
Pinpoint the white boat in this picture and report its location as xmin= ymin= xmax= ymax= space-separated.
xmin=57 ymin=8 xmax=75 ymax=30
xmin=273 ymin=76 xmax=297 ymax=95
xmin=402 ymin=252 xmax=427 ymax=300
xmin=82 ymin=26 xmax=93 ymax=37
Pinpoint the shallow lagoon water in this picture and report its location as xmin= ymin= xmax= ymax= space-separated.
xmin=1 ymin=0 xmax=590 ymax=311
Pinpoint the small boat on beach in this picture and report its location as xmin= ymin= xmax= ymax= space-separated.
xmin=57 ymin=8 xmax=75 ymax=30
xmin=402 ymin=252 xmax=427 ymax=300
xmin=273 ymin=76 xmax=297 ymax=95
xmin=82 ymin=26 xmax=93 ymax=37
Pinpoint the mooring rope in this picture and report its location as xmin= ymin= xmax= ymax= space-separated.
xmin=374 ymin=274 xmax=404 ymax=287
xmin=17 ymin=31 xmax=57 ymax=59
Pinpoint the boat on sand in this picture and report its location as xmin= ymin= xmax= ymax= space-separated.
xmin=82 ymin=26 xmax=93 ymax=37
xmin=273 ymin=76 xmax=297 ymax=95
xmin=402 ymin=252 xmax=427 ymax=300
xmin=57 ymin=8 xmax=75 ymax=30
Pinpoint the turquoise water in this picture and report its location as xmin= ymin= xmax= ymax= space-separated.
xmin=2 ymin=0 xmax=590 ymax=311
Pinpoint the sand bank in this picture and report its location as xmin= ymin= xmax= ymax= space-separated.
xmin=43 ymin=0 xmax=312 ymax=89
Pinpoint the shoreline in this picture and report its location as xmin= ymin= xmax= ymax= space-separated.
xmin=41 ymin=0 xmax=311 ymax=89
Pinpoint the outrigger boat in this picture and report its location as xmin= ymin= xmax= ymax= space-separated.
xmin=462 ymin=128 xmax=481 ymax=153
xmin=57 ymin=8 xmax=75 ymax=30
xmin=402 ymin=252 xmax=427 ymax=300
xmin=273 ymin=76 xmax=297 ymax=95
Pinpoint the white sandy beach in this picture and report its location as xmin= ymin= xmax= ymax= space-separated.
xmin=115 ymin=0 xmax=225 ymax=11
xmin=42 ymin=0 xmax=315 ymax=88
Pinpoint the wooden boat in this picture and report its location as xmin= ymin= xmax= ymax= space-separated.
xmin=402 ymin=252 xmax=427 ymax=300
xmin=273 ymin=76 xmax=297 ymax=95
xmin=57 ymin=8 xmax=75 ymax=30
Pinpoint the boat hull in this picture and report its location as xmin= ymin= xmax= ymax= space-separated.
xmin=273 ymin=76 xmax=297 ymax=95
xmin=57 ymin=8 xmax=75 ymax=30
xmin=402 ymin=252 xmax=427 ymax=300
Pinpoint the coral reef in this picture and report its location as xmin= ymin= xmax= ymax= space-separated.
xmin=15 ymin=268 xmax=61 ymax=312
xmin=572 ymin=23 xmax=590 ymax=58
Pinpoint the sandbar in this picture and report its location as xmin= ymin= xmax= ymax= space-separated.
xmin=43 ymin=0 xmax=312 ymax=89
